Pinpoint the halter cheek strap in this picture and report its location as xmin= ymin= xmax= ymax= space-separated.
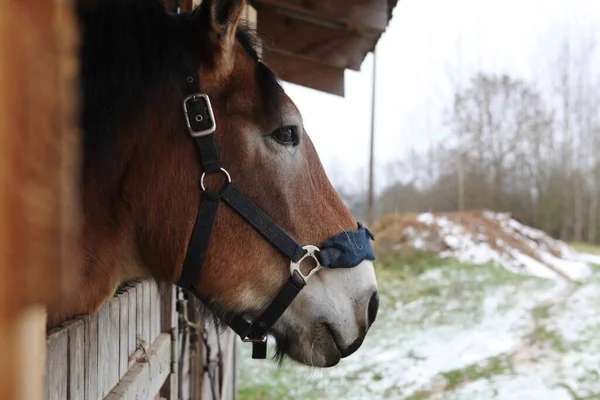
xmin=174 ymin=12 xmax=376 ymax=359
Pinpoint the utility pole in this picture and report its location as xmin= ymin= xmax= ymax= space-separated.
xmin=367 ymin=49 xmax=377 ymax=226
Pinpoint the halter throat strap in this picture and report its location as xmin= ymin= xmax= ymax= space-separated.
xmin=174 ymin=14 xmax=375 ymax=359
xmin=175 ymin=36 xmax=309 ymax=358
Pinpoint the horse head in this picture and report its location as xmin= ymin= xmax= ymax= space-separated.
xmin=69 ymin=0 xmax=378 ymax=368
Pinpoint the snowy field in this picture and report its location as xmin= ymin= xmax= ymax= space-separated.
xmin=237 ymin=252 xmax=600 ymax=400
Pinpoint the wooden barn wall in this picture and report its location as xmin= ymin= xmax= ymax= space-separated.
xmin=0 ymin=1 xmax=80 ymax=399
xmin=0 ymin=0 xmax=254 ymax=398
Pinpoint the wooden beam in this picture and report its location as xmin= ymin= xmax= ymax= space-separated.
xmin=264 ymin=49 xmax=345 ymax=96
xmin=104 ymin=333 xmax=172 ymax=400
xmin=0 ymin=0 xmax=79 ymax=398
xmin=253 ymin=0 xmax=388 ymax=33
xmin=0 ymin=0 xmax=80 ymax=321
xmin=258 ymin=7 xmax=374 ymax=71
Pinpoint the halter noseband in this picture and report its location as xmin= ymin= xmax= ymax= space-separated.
xmin=174 ymin=13 xmax=376 ymax=359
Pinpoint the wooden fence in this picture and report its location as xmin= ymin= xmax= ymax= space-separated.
xmin=44 ymin=281 xmax=237 ymax=400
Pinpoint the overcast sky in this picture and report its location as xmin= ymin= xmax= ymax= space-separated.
xmin=280 ymin=0 xmax=600 ymax=193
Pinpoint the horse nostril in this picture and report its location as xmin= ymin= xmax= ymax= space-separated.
xmin=367 ymin=291 xmax=379 ymax=327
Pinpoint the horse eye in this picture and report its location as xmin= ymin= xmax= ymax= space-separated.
xmin=271 ymin=126 xmax=299 ymax=146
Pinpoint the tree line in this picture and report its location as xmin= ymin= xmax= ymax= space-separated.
xmin=342 ymin=39 xmax=600 ymax=244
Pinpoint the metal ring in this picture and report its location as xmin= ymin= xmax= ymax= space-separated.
xmin=290 ymin=245 xmax=322 ymax=283
xmin=186 ymin=76 xmax=194 ymax=83
xmin=200 ymin=167 xmax=231 ymax=192
xmin=195 ymin=114 xmax=203 ymax=122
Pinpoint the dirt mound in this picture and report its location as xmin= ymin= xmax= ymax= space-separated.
xmin=373 ymin=210 xmax=593 ymax=281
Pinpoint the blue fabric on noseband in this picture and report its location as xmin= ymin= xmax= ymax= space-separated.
xmin=317 ymin=223 xmax=376 ymax=268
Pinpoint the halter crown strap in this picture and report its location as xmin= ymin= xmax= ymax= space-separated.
xmin=175 ymin=35 xmax=309 ymax=358
xmin=174 ymin=12 xmax=375 ymax=359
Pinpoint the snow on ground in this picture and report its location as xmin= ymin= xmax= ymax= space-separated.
xmin=238 ymin=212 xmax=600 ymax=399
xmin=238 ymin=254 xmax=600 ymax=400
xmin=396 ymin=211 xmax=593 ymax=281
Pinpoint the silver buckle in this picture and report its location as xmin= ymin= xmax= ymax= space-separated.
xmin=242 ymin=335 xmax=267 ymax=343
xmin=183 ymin=93 xmax=217 ymax=137
xmin=290 ymin=245 xmax=322 ymax=283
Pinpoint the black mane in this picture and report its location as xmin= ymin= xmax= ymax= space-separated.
xmin=78 ymin=0 xmax=179 ymax=167
xmin=78 ymin=0 xmax=283 ymax=183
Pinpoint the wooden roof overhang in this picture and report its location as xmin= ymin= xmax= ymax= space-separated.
xmin=250 ymin=0 xmax=399 ymax=96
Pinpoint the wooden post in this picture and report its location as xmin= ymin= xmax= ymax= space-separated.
xmin=367 ymin=48 xmax=377 ymax=226
xmin=0 ymin=1 xmax=80 ymax=399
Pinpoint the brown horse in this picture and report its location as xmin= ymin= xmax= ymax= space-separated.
xmin=51 ymin=0 xmax=379 ymax=367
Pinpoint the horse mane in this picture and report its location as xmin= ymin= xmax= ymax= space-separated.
xmin=77 ymin=0 xmax=283 ymax=186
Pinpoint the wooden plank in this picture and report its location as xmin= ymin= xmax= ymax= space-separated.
xmin=0 ymin=0 xmax=80 ymax=322
xmin=264 ymin=48 xmax=345 ymax=96
xmin=159 ymin=286 xmax=178 ymax=400
xmin=150 ymin=281 xmax=161 ymax=342
xmin=258 ymin=7 xmax=375 ymax=70
xmin=84 ymin=313 xmax=99 ymax=400
xmin=45 ymin=328 xmax=68 ymax=400
xmin=254 ymin=0 xmax=389 ymax=32
xmin=104 ymin=334 xmax=172 ymax=400
xmin=119 ymin=292 xmax=130 ymax=379
xmin=109 ymin=297 xmax=120 ymax=391
xmin=128 ymin=286 xmax=137 ymax=356
xmin=97 ymin=302 xmax=111 ymax=397
xmin=136 ymin=283 xmax=143 ymax=348
xmin=66 ymin=319 xmax=85 ymax=400
xmin=0 ymin=4 xmax=78 ymax=400
xmin=143 ymin=281 xmax=151 ymax=345
xmin=160 ymin=285 xmax=176 ymax=333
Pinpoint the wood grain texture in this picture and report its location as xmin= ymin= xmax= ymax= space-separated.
xmin=158 ymin=285 xmax=177 ymax=400
xmin=119 ymin=291 xmax=130 ymax=379
xmin=97 ymin=302 xmax=111 ymax=398
xmin=66 ymin=319 xmax=85 ymax=400
xmin=0 ymin=0 xmax=80 ymax=318
xmin=254 ymin=0 xmax=388 ymax=32
xmin=45 ymin=328 xmax=68 ymax=400
xmin=264 ymin=48 xmax=345 ymax=96
xmin=128 ymin=286 xmax=137 ymax=356
xmin=150 ymin=281 xmax=161 ymax=342
xmin=108 ymin=297 xmax=120 ymax=389
xmin=258 ymin=7 xmax=374 ymax=70
xmin=84 ymin=313 xmax=99 ymax=400
xmin=143 ymin=281 xmax=151 ymax=345
xmin=0 ymin=2 xmax=78 ymax=398
xmin=136 ymin=284 xmax=143 ymax=348
xmin=104 ymin=334 xmax=172 ymax=400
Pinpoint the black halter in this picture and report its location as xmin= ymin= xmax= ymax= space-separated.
xmin=174 ymin=13 xmax=376 ymax=359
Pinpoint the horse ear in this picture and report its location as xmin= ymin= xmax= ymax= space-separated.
xmin=192 ymin=0 xmax=246 ymax=72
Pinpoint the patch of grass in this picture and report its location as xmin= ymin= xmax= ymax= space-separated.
xmin=531 ymin=304 xmax=551 ymax=320
xmin=526 ymin=325 xmax=569 ymax=353
xmin=440 ymin=356 xmax=513 ymax=391
xmin=526 ymin=303 xmax=569 ymax=353
xmin=552 ymin=382 xmax=600 ymax=400
xmin=238 ymin=385 xmax=293 ymax=400
xmin=570 ymin=241 xmax=600 ymax=255
xmin=375 ymin=249 xmax=447 ymax=278
xmin=372 ymin=372 xmax=384 ymax=381
xmin=404 ymin=389 xmax=435 ymax=400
